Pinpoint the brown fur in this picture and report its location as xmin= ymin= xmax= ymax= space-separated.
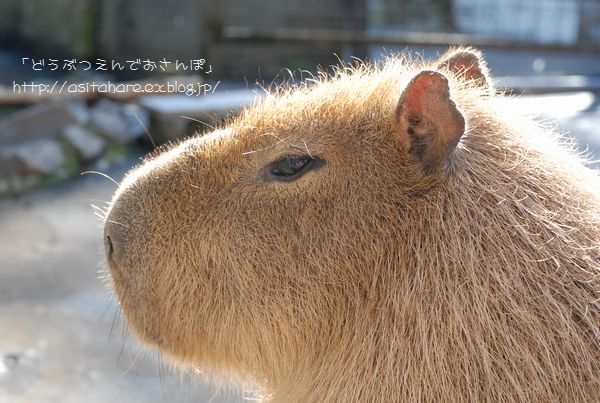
xmin=104 ymin=48 xmax=600 ymax=402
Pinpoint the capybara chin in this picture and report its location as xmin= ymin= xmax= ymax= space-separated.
xmin=103 ymin=48 xmax=599 ymax=402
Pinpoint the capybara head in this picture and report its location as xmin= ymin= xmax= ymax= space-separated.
xmin=104 ymin=48 xmax=600 ymax=402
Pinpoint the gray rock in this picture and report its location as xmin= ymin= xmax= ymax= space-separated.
xmin=90 ymin=99 xmax=149 ymax=143
xmin=68 ymin=100 xmax=91 ymax=125
xmin=61 ymin=125 xmax=105 ymax=162
xmin=0 ymin=153 xmax=22 ymax=178
xmin=5 ymin=139 xmax=66 ymax=176
xmin=137 ymin=90 xmax=261 ymax=143
xmin=0 ymin=99 xmax=89 ymax=146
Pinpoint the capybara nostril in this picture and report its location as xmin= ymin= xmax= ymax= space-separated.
xmin=103 ymin=214 xmax=127 ymax=269
xmin=104 ymin=235 xmax=114 ymax=262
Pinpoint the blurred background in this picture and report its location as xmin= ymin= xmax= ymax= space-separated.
xmin=1 ymin=1 xmax=599 ymax=402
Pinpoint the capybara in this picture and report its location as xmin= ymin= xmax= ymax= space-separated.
xmin=103 ymin=48 xmax=599 ymax=402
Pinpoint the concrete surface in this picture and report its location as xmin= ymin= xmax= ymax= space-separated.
xmin=0 ymin=91 xmax=598 ymax=403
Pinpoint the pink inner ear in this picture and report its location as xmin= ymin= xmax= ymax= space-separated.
xmin=396 ymin=71 xmax=466 ymax=170
xmin=401 ymin=72 xmax=458 ymax=140
xmin=403 ymin=77 xmax=427 ymax=131
xmin=440 ymin=52 xmax=488 ymax=86
xmin=450 ymin=55 xmax=482 ymax=81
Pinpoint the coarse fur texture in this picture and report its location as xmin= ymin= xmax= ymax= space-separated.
xmin=104 ymin=48 xmax=600 ymax=402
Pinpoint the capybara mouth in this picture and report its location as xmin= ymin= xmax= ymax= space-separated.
xmin=108 ymin=263 xmax=167 ymax=349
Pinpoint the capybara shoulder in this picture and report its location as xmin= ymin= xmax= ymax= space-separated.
xmin=104 ymin=48 xmax=600 ymax=402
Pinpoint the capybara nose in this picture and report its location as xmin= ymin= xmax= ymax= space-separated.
xmin=104 ymin=234 xmax=114 ymax=262
xmin=103 ymin=222 xmax=117 ymax=267
xmin=103 ymin=213 xmax=126 ymax=270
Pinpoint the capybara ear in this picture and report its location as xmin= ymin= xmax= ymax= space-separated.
xmin=396 ymin=70 xmax=465 ymax=173
xmin=437 ymin=48 xmax=491 ymax=90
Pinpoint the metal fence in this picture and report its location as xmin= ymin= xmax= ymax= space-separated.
xmin=371 ymin=0 xmax=600 ymax=47
xmin=224 ymin=0 xmax=600 ymax=52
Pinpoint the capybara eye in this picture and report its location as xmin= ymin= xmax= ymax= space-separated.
xmin=270 ymin=156 xmax=315 ymax=181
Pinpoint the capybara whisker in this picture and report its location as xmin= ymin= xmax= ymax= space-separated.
xmin=81 ymin=170 xmax=120 ymax=186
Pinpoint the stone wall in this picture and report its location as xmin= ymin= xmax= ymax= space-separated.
xmin=0 ymin=0 xmax=21 ymax=42
xmin=368 ymin=0 xmax=452 ymax=32
xmin=204 ymin=0 xmax=349 ymax=79
xmin=99 ymin=0 xmax=206 ymax=62
xmin=99 ymin=0 xmax=349 ymax=79
xmin=0 ymin=0 xmax=98 ymax=58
